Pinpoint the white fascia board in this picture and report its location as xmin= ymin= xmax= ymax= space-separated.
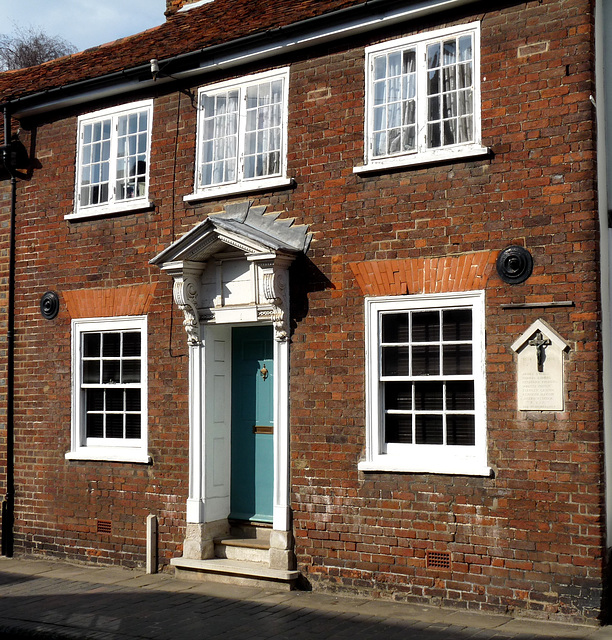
xmin=13 ymin=0 xmax=480 ymax=118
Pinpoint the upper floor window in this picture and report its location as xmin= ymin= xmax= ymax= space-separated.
xmin=186 ymin=68 xmax=291 ymax=202
xmin=66 ymin=316 xmax=149 ymax=463
xmin=70 ymin=100 xmax=153 ymax=220
xmin=359 ymin=291 xmax=490 ymax=476
xmin=355 ymin=22 xmax=488 ymax=174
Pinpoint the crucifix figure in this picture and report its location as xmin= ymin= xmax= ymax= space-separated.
xmin=528 ymin=330 xmax=551 ymax=372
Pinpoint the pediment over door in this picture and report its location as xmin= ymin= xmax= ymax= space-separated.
xmin=151 ymin=201 xmax=311 ymax=342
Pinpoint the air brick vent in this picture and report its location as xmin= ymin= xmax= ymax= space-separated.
xmin=427 ymin=550 xmax=451 ymax=570
xmin=96 ymin=519 xmax=112 ymax=535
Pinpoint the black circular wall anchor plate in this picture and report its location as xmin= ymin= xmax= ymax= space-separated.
xmin=496 ymin=246 xmax=533 ymax=284
xmin=40 ymin=291 xmax=60 ymax=320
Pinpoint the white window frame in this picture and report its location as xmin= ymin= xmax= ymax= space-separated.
xmin=359 ymin=291 xmax=490 ymax=475
xmin=186 ymin=68 xmax=292 ymax=202
xmin=355 ymin=22 xmax=488 ymax=174
xmin=68 ymin=100 xmax=154 ymax=220
xmin=66 ymin=316 xmax=150 ymax=463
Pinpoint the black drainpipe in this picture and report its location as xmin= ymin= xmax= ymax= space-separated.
xmin=1 ymin=105 xmax=16 ymax=557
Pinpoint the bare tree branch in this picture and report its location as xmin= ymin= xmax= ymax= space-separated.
xmin=0 ymin=25 xmax=77 ymax=71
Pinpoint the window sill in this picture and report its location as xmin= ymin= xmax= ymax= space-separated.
xmin=358 ymin=458 xmax=492 ymax=477
xmin=65 ymin=448 xmax=151 ymax=464
xmin=65 ymin=200 xmax=154 ymax=221
xmin=184 ymin=177 xmax=294 ymax=203
xmin=354 ymin=144 xmax=490 ymax=175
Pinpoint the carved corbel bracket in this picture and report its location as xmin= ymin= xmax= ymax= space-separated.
xmin=162 ymin=261 xmax=203 ymax=346
xmin=260 ymin=255 xmax=293 ymax=342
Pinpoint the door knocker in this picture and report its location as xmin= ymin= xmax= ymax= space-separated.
xmin=260 ymin=365 xmax=268 ymax=381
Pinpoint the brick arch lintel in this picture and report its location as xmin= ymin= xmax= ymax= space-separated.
xmin=62 ymin=283 xmax=157 ymax=319
xmin=349 ymin=251 xmax=499 ymax=297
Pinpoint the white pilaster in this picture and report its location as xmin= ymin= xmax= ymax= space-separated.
xmin=273 ymin=333 xmax=291 ymax=531
xmin=186 ymin=340 xmax=206 ymax=523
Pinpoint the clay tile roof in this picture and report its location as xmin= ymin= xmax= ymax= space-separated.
xmin=0 ymin=0 xmax=368 ymax=104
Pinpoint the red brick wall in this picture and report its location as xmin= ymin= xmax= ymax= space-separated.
xmin=283 ymin=0 xmax=602 ymax=621
xmin=0 ymin=175 xmax=10 ymax=553
xmin=4 ymin=0 xmax=604 ymax=622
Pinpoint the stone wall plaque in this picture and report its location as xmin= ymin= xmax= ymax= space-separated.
xmin=510 ymin=319 xmax=570 ymax=412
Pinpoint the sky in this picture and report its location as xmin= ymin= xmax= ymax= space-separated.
xmin=1 ymin=1 xmax=168 ymax=52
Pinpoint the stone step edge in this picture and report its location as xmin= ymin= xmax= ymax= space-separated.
xmin=214 ymin=537 xmax=270 ymax=550
xmin=170 ymin=557 xmax=299 ymax=582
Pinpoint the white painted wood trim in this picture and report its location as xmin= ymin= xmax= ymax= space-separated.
xmin=187 ymin=342 xmax=206 ymax=523
xmin=273 ymin=337 xmax=291 ymax=531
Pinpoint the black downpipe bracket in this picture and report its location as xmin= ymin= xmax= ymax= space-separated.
xmin=1 ymin=105 xmax=16 ymax=557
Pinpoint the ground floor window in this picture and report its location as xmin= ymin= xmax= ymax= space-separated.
xmin=66 ymin=315 xmax=149 ymax=463
xmin=359 ymin=291 xmax=489 ymax=475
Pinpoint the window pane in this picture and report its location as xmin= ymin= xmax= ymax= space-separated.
xmin=374 ymin=131 xmax=386 ymax=157
xmin=443 ymin=39 xmax=456 ymax=65
xmin=374 ymin=80 xmax=386 ymax=106
xmin=443 ymin=344 xmax=472 ymax=375
xmin=444 ymin=118 xmax=457 ymax=146
xmin=427 ymin=43 xmax=440 ymax=69
xmin=458 ymin=63 xmax=472 ymax=89
xmin=83 ymin=333 xmax=100 ymax=357
xmin=126 ymin=389 xmax=141 ymax=411
xmin=106 ymin=414 xmax=124 ymax=439
xmin=382 ymin=313 xmax=409 ymax=343
xmin=83 ymin=361 xmax=100 ymax=384
xmin=86 ymin=389 xmax=104 ymax=411
xmin=385 ymin=382 xmax=412 ymax=410
xmin=86 ymin=413 xmax=104 ymax=438
xmin=447 ymin=415 xmax=475 ymax=446
xmin=411 ymin=311 xmax=438 ymax=342
xmin=415 ymin=415 xmax=443 ymax=444
xmin=382 ymin=346 xmax=410 ymax=376
xmin=402 ymin=126 xmax=416 ymax=152
xmin=123 ymin=332 xmax=141 ymax=357
xmin=428 ymin=122 xmax=441 ymax=148
xmin=403 ymin=49 xmax=416 ymax=74
xmin=403 ymin=100 xmax=415 ymax=125
xmin=106 ymin=389 xmax=124 ymax=411
xmin=125 ymin=414 xmax=141 ymax=439
xmin=443 ymin=67 xmax=456 ymax=93
xmin=385 ymin=414 xmax=412 ymax=443
xmin=458 ymin=116 xmax=473 ymax=143
xmin=459 ymin=35 xmax=473 ymax=62
xmin=458 ymin=88 xmax=473 ymax=116
xmin=443 ymin=91 xmax=457 ymax=118
xmin=122 ymin=360 xmax=141 ymax=384
xmin=443 ymin=309 xmax=471 ymax=341
xmin=446 ymin=381 xmax=474 ymax=410
xmin=427 ymin=69 xmax=440 ymax=96
xmin=373 ymin=55 xmax=386 ymax=80
xmin=102 ymin=360 xmax=121 ymax=384
xmin=414 ymin=382 xmax=443 ymax=410
xmin=412 ymin=345 xmax=439 ymax=376
xmin=102 ymin=333 xmax=120 ymax=357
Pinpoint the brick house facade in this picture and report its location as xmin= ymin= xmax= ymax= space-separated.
xmin=0 ymin=0 xmax=610 ymax=624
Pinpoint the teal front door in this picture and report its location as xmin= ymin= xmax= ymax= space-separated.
xmin=230 ymin=325 xmax=274 ymax=522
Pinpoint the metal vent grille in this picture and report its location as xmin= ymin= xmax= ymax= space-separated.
xmin=427 ymin=550 xmax=451 ymax=570
xmin=96 ymin=519 xmax=112 ymax=535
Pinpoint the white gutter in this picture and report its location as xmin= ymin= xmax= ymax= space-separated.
xmin=595 ymin=0 xmax=612 ymax=547
xmin=12 ymin=0 xmax=480 ymax=118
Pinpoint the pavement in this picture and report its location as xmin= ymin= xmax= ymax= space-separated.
xmin=1 ymin=557 xmax=612 ymax=640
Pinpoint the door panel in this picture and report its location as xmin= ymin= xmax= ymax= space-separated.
xmin=230 ymin=325 xmax=274 ymax=522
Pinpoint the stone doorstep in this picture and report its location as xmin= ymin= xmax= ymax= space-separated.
xmin=214 ymin=536 xmax=270 ymax=564
xmin=170 ymin=557 xmax=299 ymax=590
xmin=215 ymin=536 xmax=270 ymax=550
